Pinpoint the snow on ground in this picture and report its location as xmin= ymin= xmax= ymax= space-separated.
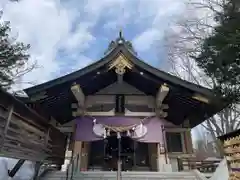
xmin=0 ymin=157 xmax=34 ymax=180
xmin=210 ymin=159 xmax=229 ymax=180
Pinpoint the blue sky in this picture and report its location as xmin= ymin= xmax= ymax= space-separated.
xmin=0 ymin=0 xmax=186 ymax=89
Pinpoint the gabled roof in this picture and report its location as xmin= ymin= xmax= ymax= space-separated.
xmin=22 ymin=32 xmax=227 ymax=125
xmin=25 ymin=33 xmax=214 ymax=97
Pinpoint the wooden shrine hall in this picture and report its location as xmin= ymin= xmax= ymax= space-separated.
xmin=2 ymin=32 xmax=227 ymax=174
xmin=0 ymin=88 xmax=67 ymax=178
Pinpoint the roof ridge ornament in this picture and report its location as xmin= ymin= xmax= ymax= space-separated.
xmin=119 ymin=29 xmax=123 ymax=39
xmin=104 ymin=30 xmax=138 ymax=56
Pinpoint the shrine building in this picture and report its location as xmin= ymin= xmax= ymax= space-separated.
xmin=22 ymin=32 xmax=226 ymax=172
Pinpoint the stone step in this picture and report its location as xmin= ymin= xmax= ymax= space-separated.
xmin=41 ymin=171 xmax=204 ymax=180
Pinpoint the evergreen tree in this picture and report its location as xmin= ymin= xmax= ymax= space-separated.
xmin=194 ymin=0 xmax=240 ymax=104
xmin=0 ymin=16 xmax=30 ymax=89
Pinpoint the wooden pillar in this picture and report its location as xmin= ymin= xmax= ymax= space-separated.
xmin=185 ymin=130 xmax=193 ymax=153
xmin=80 ymin=142 xmax=89 ymax=171
xmin=73 ymin=141 xmax=82 ymax=171
xmin=72 ymin=122 xmax=81 ymax=171
xmin=73 ymin=120 xmax=89 ymax=171
xmin=73 ymin=141 xmax=90 ymax=171
xmin=148 ymin=143 xmax=158 ymax=171
xmin=157 ymin=143 xmax=164 ymax=171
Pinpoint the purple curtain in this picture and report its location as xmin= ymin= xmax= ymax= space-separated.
xmin=75 ymin=116 xmax=176 ymax=143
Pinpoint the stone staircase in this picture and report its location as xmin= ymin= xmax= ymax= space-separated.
xmin=40 ymin=171 xmax=205 ymax=180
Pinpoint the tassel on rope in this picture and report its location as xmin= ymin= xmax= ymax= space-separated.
xmin=103 ymin=128 xmax=107 ymax=138
xmin=93 ymin=118 xmax=96 ymax=124
xmin=107 ymin=129 xmax=110 ymax=136
xmin=140 ymin=123 xmax=143 ymax=134
xmin=117 ymin=132 xmax=121 ymax=139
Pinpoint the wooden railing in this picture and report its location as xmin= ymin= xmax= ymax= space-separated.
xmin=0 ymin=88 xmax=67 ymax=165
xmin=66 ymin=153 xmax=80 ymax=180
xmin=177 ymin=157 xmax=221 ymax=173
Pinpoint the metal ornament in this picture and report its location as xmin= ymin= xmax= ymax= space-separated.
xmin=132 ymin=123 xmax=147 ymax=139
xmin=93 ymin=123 xmax=105 ymax=137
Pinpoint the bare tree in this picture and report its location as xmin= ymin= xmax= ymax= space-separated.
xmin=163 ymin=0 xmax=240 ymax=154
xmin=194 ymin=130 xmax=219 ymax=158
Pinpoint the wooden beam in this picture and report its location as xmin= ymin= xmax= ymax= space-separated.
xmin=192 ymin=94 xmax=209 ymax=104
xmin=158 ymin=104 xmax=168 ymax=118
xmin=156 ymin=84 xmax=169 ymax=117
xmin=30 ymin=91 xmax=48 ymax=101
xmin=49 ymin=117 xmax=57 ymax=126
xmin=163 ymin=128 xmax=190 ymax=132
xmin=73 ymin=108 xmax=156 ymax=117
xmin=57 ymin=126 xmax=74 ymax=133
xmin=85 ymin=95 xmax=154 ymax=108
xmin=71 ymin=83 xmax=85 ymax=108
xmin=0 ymin=104 xmax=14 ymax=150
xmin=73 ymin=109 xmax=115 ymax=117
xmin=156 ymin=83 xmax=169 ymax=108
xmin=117 ymin=74 xmax=123 ymax=84
xmin=0 ymin=100 xmax=66 ymax=164
xmin=124 ymin=108 xmax=156 ymax=117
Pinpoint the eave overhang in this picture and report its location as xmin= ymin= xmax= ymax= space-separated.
xmin=24 ymin=44 xmax=214 ymax=97
xmin=22 ymin=42 xmax=228 ymax=126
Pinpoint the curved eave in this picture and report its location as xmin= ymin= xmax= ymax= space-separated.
xmin=19 ymin=42 xmax=230 ymax=127
xmin=24 ymin=49 xmax=118 ymax=95
xmin=25 ymin=44 xmax=212 ymax=96
xmin=0 ymin=88 xmax=49 ymax=128
xmin=23 ymin=43 xmax=227 ymax=116
xmin=125 ymin=49 xmax=213 ymax=96
xmin=121 ymin=46 xmax=228 ymax=112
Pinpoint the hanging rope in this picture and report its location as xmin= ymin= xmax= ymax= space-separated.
xmin=87 ymin=114 xmax=153 ymax=139
xmin=103 ymin=124 xmax=135 ymax=133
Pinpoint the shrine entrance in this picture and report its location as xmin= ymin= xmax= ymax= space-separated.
xmin=89 ymin=132 xmax=151 ymax=171
xmin=104 ymin=133 xmax=134 ymax=171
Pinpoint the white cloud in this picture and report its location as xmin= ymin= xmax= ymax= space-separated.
xmin=133 ymin=29 xmax=161 ymax=52
xmin=61 ymin=23 xmax=95 ymax=54
xmin=131 ymin=0 xmax=186 ymax=53
xmin=1 ymin=0 xmax=94 ymax=90
xmin=0 ymin=0 xmax=187 ymax=90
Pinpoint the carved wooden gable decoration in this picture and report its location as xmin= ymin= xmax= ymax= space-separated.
xmin=108 ymin=53 xmax=133 ymax=75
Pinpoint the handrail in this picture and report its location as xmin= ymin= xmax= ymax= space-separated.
xmin=38 ymin=164 xmax=59 ymax=179
xmin=117 ymin=160 xmax=122 ymax=180
xmin=177 ymin=157 xmax=221 ymax=173
xmin=66 ymin=153 xmax=80 ymax=180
